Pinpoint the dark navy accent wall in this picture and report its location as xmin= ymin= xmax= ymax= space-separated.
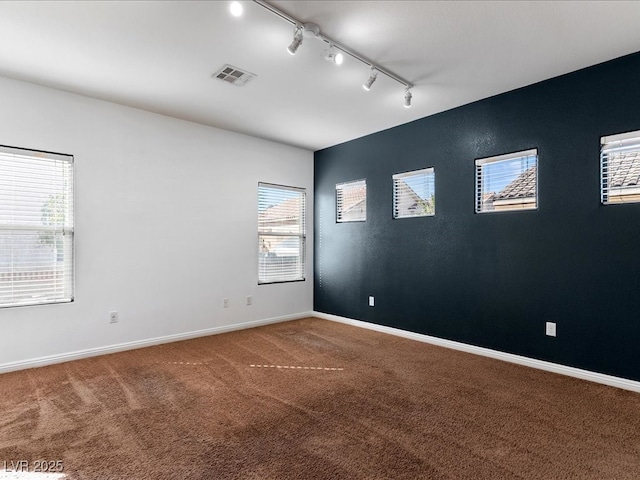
xmin=314 ymin=52 xmax=640 ymax=382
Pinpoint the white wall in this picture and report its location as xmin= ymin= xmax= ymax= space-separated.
xmin=0 ymin=76 xmax=314 ymax=369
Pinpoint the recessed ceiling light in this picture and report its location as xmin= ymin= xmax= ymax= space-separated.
xmin=229 ymin=2 xmax=243 ymax=17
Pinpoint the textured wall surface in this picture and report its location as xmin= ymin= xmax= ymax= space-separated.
xmin=315 ymin=52 xmax=640 ymax=382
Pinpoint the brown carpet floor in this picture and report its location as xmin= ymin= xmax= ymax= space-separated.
xmin=0 ymin=317 xmax=639 ymax=479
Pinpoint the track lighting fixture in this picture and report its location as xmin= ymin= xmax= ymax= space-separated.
xmin=287 ymin=26 xmax=303 ymax=55
xmin=324 ymin=45 xmax=344 ymax=65
xmin=363 ymin=68 xmax=378 ymax=91
xmin=404 ymin=88 xmax=413 ymax=108
xmin=251 ymin=0 xmax=414 ymax=107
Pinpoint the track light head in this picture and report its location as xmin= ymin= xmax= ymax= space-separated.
xmin=324 ymin=45 xmax=344 ymax=65
xmin=288 ymin=27 xmax=303 ymax=55
xmin=363 ymin=69 xmax=378 ymax=91
xmin=404 ymin=88 xmax=413 ymax=108
xmin=288 ymin=23 xmax=320 ymax=55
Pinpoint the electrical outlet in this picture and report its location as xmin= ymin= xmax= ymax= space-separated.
xmin=223 ymin=297 xmax=229 ymax=308
xmin=109 ymin=311 xmax=118 ymax=324
xmin=545 ymin=322 xmax=556 ymax=337
xmin=369 ymin=296 xmax=375 ymax=307
xmin=246 ymin=295 xmax=252 ymax=306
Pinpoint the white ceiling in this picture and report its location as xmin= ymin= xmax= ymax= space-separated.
xmin=0 ymin=1 xmax=639 ymax=151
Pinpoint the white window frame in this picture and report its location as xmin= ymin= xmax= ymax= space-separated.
xmin=0 ymin=145 xmax=74 ymax=308
xmin=600 ymin=130 xmax=640 ymax=205
xmin=258 ymin=182 xmax=306 ymax=284
xmin=336 ymin=179 xmax=366 ymax=222
xmin=393 ymin=168 xmax=435 ymax=219
xmin=475 ymin=149 xmax=538 ymax=214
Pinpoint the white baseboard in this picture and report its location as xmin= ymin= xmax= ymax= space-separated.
xmin=6 ymin=310 xmax=638 ymax=394
xmin=0 ymin=311 xmax=313 ymax=374
xmin=313 ymin=311 xmax=640 ymax=393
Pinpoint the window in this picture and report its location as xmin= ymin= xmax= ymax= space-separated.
xmin=336 ymin=179 xmax=366 ymax=222
xmin=258 ymin=183 xmax=306 ymax=284
xmin=475 ymin=149 xmax=538 ymax=213
xmin=0 ymin=146 xmax=74 ymax=308
xmin=393 ymin=168 xmax=435 ymax=218
xmin=601 ymin=130 xmax=640 ymax=204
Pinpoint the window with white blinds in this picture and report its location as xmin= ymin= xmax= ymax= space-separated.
xmin=336 ymin=179 xmax=366 ymax=222
xmin=0 ymin=146 xmax=74 ymax=308
xmin=601 ymin=130 xmax=640 ymax=204
xmin=393 ymin=168 xmax=435 ymax=218
xmin=258 ymin=183 xmax=306 ymax=284
xmin=475 ymin=149 xmax=538 ymax=213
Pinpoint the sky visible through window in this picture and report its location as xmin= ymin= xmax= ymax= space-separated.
xmin=403 ymin=173 xmax=434 ymax=200
xmin=481 ymin=155 xmax=536 ymax=194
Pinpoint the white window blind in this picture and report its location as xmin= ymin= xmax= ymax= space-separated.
xmin=258 ymin=183 xmax=306 ymax=284
xmin=393 ymin=168 xmax=435 ymax=218
xmin=336 ymin=179 xmax=366 ymax=222
xmin=0 ymin=146 xmax=74 ymax=308
xmin=600 ymin=131 xmax=640 ymax=205
xmin=475 ymin=149 xmax=538 ymax=213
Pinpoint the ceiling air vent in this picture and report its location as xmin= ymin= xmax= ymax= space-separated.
xmin=212 ymin=64 xmax=257 ymax=87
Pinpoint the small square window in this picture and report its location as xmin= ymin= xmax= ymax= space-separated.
xmin=393 ymin=168 xmax=435 ymax=218
xmin=475 ymin=149 xmax=538 ymax=213
xmin=336 ymin=179 xmax=366 ymax=222
xmin=601 ymin=131 xmax=640 ymax=205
